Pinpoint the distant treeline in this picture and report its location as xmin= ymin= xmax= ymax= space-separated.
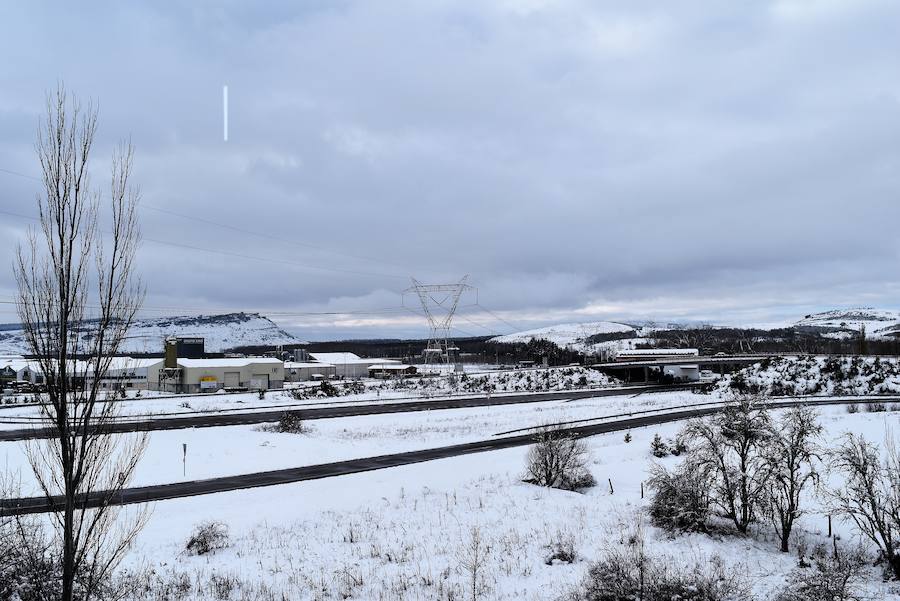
xmin=231 ymin=336 xmax=586 ymax=365
xmin=224 ymin=326 xmax=900 ymax=363
xmin=648 ymin=327 xmax=900 ymax=355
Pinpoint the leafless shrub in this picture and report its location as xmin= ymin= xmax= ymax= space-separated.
xmin=457 ymin=526 xmax=490 ymax=601
xmin=209 ymin=573 xmax=237 ymax=600
xmin=185 ymin=521 xmax=230 ymax=556
xmin=544 ymin=530 xmax=577 ymax=565
xmin=774 ymin=545 xmax=867 ymax=601
xmin=524 ymin=425 xmax=595 ymax=491
xmin=845 ymin=404 xmax=859 ymax=414
xmin=865 ymin=401 xmax=887 ymax=413
xmin=647 ymin=459 xmax=714 ymax=533
xmin=566 ymin=546 xmax=750 ymax=601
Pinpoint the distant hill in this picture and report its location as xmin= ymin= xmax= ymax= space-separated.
xmin=795 ymin=308 xmax=900 ymax=340
xmin=490 ymin=321 xmax=640 ymax=355
xmin=0 ymin=312 xmax=301 ymax=355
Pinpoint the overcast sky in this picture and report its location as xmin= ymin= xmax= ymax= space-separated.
xmin=1 ymin=0 xmax=899 ymax=340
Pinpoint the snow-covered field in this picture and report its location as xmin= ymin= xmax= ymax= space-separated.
xmin=99 ymin=406 xmax=900 ymax=600
xmin=8 ymin=356 xmax=900 ymax=598
xmin=1 ymin=389 xmax=705 ymax=494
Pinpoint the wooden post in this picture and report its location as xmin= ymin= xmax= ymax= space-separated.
xmin=641 ymin=481 xmax=644 ymax=499
xmin=828 ymin=514 xmax=832 ymax=538
xmin=608 ymin=478 xmax=614 ymax=494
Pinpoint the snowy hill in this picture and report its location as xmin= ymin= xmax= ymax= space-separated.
xmin=795 ymin=308 xmax=900 ymax=340
xmin=717 ymin=355 xmax=900 ymax=396
xmin=490 ymin=321 xmax=638 ymax=354
xmin=0 ymin=312 xmax=300 ymax=355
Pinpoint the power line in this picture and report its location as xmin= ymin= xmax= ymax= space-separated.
xmin=0 ymin=207 xmax=406 ymax=280
xmin=1 ymin=164 xmax=409 ymax=276
xmin=475 ymin=303 xmax=527 ymax=332
xmin=142 ymin=204 xmax=407 ymax=272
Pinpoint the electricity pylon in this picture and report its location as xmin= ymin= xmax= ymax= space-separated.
xmin=405 ymin=275 xmax=475 ymax=372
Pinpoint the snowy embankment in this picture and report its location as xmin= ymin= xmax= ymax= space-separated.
xmin=116 ymin=406 xmax=900 ymax=600
xmin=717 ymin=355 xmax=900 ymax=396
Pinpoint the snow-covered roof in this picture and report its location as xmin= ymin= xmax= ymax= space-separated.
xmin=309 ymin=352 xmax=399 ymax=365
xmin=106 ymin=357 xmax=164 ymax=370
xmin=309 ymin=352 xmax=361 ymax=363
xmin=177 ymin=357 xmax=283 ymax=368
xmin=285 ymin=361 xmax=334 ymax=369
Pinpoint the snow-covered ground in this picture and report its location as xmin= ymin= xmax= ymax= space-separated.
xmin=1 ymin=389 xmax=706 ymax=494
xmin=93 ymin=406 xmax=900 ymax=600
xmin=8 ymin=358 xmax=900 ymax=598
xmin=490 ymin=320 xmax=636 ymax=347
xmin=796 ymin=307 xmax=900 ymax=339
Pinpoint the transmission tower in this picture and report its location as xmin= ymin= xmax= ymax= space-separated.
xmin=405 ymin=275 xmax=475 ymax=373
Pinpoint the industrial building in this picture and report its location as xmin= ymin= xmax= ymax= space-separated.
xmin=308 ymin=352 xmax=400 ymax=379
xmin=85 ymin=357 xmax=164 ymax=390
xmin=148 ymin=357 xmax=284 ymax=393
xmin=367 ymin=363 xmax=417 ymax=378
xmin=284 ymin=361 xmax=336 ymax=382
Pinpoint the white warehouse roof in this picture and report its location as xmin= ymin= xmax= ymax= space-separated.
xmin=285 ymin=361 xmax=334 ymax=368
xmin=177 ymin=357 xmax=283 ymax=368
xmin=309 ymin=352 xmax=399 ymax=365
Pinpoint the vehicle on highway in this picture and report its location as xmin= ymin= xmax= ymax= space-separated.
xmin=700 ymin=369 xmax=721 ymax=383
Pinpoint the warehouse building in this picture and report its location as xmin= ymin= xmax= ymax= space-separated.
xmin=284 ymin=361 xmax=336 ymax=382
xmin=367 ymin=363 xmax=417 ymax=379
xmin=148 ymin=357 xmax=284 ymax=393
xmin=309 ymin=352 xmax=400 ymax=379
xmin=85 ymin=357 xmax=164 ymax=391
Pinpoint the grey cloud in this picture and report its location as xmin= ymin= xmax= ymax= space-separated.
xmin=1 ymin=1 xmax=899 ymax=338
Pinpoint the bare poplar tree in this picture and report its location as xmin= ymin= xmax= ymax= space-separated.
xmin=764 ymin=406 xmax=821 ymax=553
xmin=14 ymin=85 xmax=148 ymax=600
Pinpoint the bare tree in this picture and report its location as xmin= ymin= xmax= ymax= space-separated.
xmin=682 ymin=395 xmax=771 ymax=533
xmin=14 ymin=85 xmax=147 ymax=600
xmin=764 ymin=406 xmax=821 ymax=552
xmin=828 ymin=433 xmax=900 ymax=579
xmin=524 ymin=424 xmax=594 ymax=491
xmin=457 ymin=526 xmax=490 ymax=601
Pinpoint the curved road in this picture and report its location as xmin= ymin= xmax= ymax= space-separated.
xmin=0 ymin=384 xmax=693 ymax=442
xmin=3 ymin=395 xmax=891 ymax=516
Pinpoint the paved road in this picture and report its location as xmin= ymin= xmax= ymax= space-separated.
xmin=0 ymin=384 xmax=693 ymax=442
xmin=3 ymin=395 xmax=888 ymax=516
